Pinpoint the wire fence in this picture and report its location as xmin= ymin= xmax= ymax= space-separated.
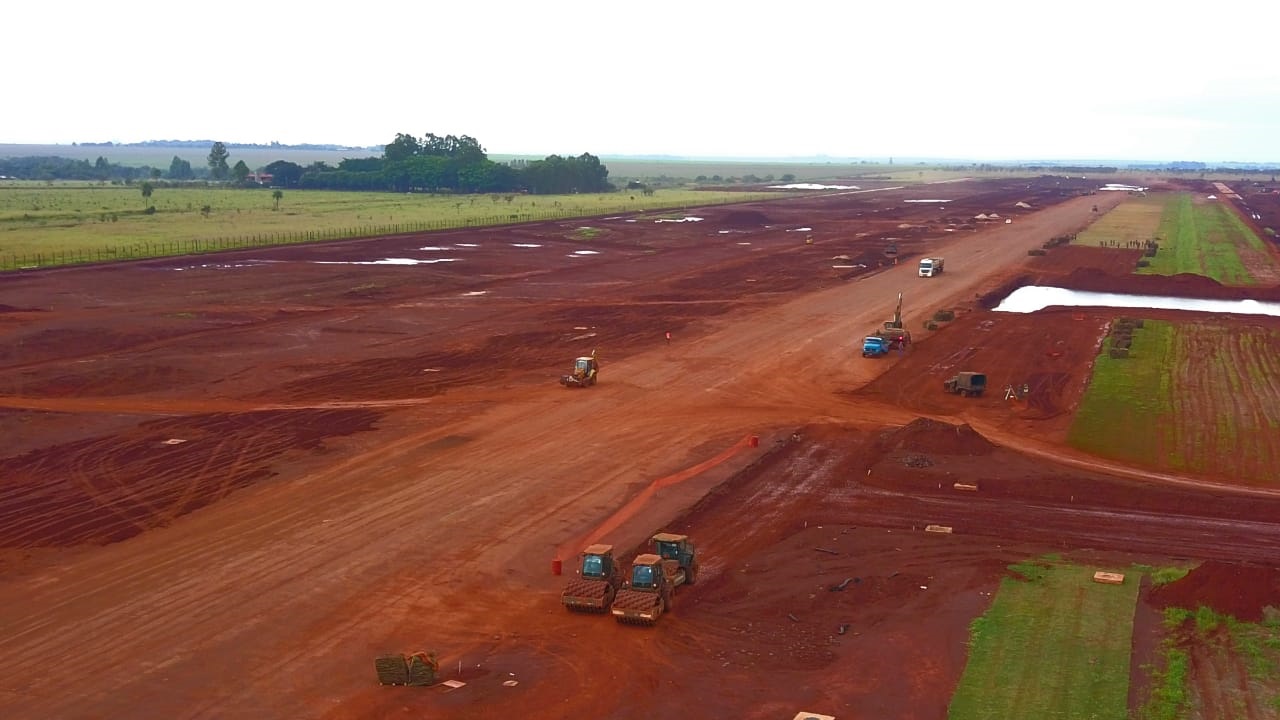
xmin=1 ymin=203 xmax=706 ymax=272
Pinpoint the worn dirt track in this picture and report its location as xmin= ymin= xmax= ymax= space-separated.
xmin=1 ymin=178 xmax=1278 ymax=719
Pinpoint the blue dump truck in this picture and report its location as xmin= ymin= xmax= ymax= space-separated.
xmin=862 ymin=336 xmax=891 ymax=357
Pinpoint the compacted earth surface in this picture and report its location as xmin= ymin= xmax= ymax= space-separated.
xmin=1 ymin=176 xmax=1279 ymax=719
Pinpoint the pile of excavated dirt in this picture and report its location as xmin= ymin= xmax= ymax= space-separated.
xmin=718 ymin=209 xmax=772 ymax=228
xmin=1148 ymin=560 xmax=1280 ymax=621
xmin=1051 ymin=267 xmax=1280 ymax=302
xmin=876 ymin=418 xmax=996 ymax=457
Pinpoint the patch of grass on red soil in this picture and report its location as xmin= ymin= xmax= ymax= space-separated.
xmin=1070 ymin=319 xmax=1280 ymax=484
xmin=949 ymin=559 xmax=1139 ymax=719
xmin=1068 ymin=320 xmax=1175 ymax=467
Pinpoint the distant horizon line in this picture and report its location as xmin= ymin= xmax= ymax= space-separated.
xmin=1 ymin=140 xmax=1277 ymax=168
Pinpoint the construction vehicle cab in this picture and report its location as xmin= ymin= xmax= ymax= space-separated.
xmin=560 ymin=349 xmax=599 ymax=387
xmin=580 ymin=546 xmax=612 ymax=578
xmin=652 ymin=532 xmax=696 ymax=569
xmin=629 ymin=558 xmax=660 ymax=589
xmin=944 ymin=371 xmax=987 ymax=397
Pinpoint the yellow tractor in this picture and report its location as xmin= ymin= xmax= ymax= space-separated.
xmin=611 ymin=533 xmax=698 ymax=626
xmin=560 ymin=349 xmax=599 ymax=387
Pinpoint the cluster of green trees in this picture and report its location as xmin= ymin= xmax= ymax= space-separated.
xmin=1 ymin=133 xmax=615 ymax=195
xmin=0 ymin=152 xmax=231 ymax=182
xmin=262 ymin=133 xmax=613 ymax=195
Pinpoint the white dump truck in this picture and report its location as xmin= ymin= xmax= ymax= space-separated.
xmin=918 ymin=257 xmax=944 ymax=277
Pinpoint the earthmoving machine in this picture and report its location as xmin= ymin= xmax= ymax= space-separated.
xmin=561 ymin=544 xmax=622 ymax=613
xmin=611 ymin=533 xmax=699 ymax=626
xmin=872 ymin=292 xmax=912 ymax=348
xmin=943 ymin=371 xmax=987 ymax=397
xmin=560 ymin=349 xmax=599 ymax=387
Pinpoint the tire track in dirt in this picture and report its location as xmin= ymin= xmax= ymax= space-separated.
xmin=0 ymin=305 xmax=343 ymax=374
xmin=66 ymin=439 xmax=156 ymax=539
xmin=0 ymin=404 xmax=721 ymax=702
xmin=161 ymin=434 xmax=232 ymax=526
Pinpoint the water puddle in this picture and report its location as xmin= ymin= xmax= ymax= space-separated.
xmin=418 ymin=246 xmax=448 ymax=251
xmin=314 ymin=258 xmax=460 ymax=266
xmin=455 ymin=243 xmax=479 ymax=248
xmin=1100 ymin=183 xmax=1148 ymax=192
xmin=569 ymin=250 xmax=600 ymax=257
xmin=995 ymin=286 xmax=1280 ymax=317
xmin=787 ymin=227 xmax=814 ymax=232
xmin=904 ymin=199 xmax=952 ymax=203
xmin=173 ymin=262 xmax=267 ymax=271
xmin=511 ymin=243 xmax=542 ymax=248
xmin=768 ymin=183 xmax=860 ymax=190
xmin=655 ymin=216 xmax=703 ymax=223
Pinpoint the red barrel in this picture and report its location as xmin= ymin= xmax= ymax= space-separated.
xmin=551 ymin=559 xmax=563 ymax=576
xmin=748 ymin=435 xmax=759 ymax=448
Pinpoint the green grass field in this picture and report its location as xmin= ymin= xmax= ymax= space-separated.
xmin=949 ymin=559 xmax=1141 ymax=719
xmin=1142 ymin=193 xmax=1271 ymax=284
xmin=0 ymin=185 xmax=778 ymax=269
xmin=1069 ymin=319 xmax=1280 ymax=481
xmin=1068 ymin=320 xmax=1176 ymax=466
xmin=1075 ymin=194 xmax=1166 ymax=248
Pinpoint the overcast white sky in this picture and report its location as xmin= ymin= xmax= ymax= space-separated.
xmin=10 ymin=0 xmax=1280 ymax=162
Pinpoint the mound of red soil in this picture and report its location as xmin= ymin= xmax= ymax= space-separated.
xmin=1148 ymin=560 xmax=1280 ymax=622
xmin=1047 ymin=267 xmax=1280 ymax=302
xmin=718 ymin=209 xmax=772 ymax=228
xmin=876 ymin=418 xmax=995 ymax=456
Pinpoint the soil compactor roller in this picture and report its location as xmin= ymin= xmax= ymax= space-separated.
xmin=561 ymin=544 xmax=622 ymax=612
xmin=611 ymin=533 xmax=698 ymax=626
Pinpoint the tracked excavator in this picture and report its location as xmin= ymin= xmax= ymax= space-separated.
xmin=611 ymin=533 xmax=698 ymax=626
xmin=561 ymin=544 xmax=622 ymax=612
xmin=872 ymin=292 xmax=911 ymax=348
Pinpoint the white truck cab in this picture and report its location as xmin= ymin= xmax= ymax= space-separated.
xmin=919 ymin=257 xmax=944 ymax=277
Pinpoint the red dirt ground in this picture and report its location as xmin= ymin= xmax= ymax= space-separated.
xmin=1149 ymin=561 xmax=1280 ymax=622
xmin=2 ymin=177 xmax=1279 ymax=720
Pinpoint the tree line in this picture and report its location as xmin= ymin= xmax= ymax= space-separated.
xmin=0 ymin=155 xmax=168 ymax=182
xmin=2 ymin=133 xmax=615 ymax=196
xmin=269 ymin=133 xmax=612 ymax=195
